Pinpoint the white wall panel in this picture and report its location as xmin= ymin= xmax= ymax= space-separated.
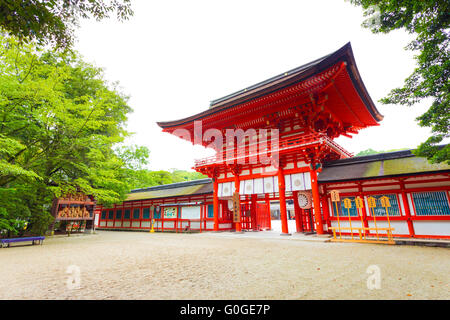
xmin=122 ymin=221 xmax=131 ymax=228
xmin=164 ymin=221 xmax=175 ymax=229
xmin=291 ymin=173 xmax=305 ymax=191
xmin=304 ymin=172 xmax=311 ymax=190
xmin=284 ymin=174 xmax=292 ymax=192
xmin=263 ymin=177 xmax=274 ymax=193
xmin=189 ymin=222 xmax=200 ymax=229
xmin=221 ymin=182 xmax=232 ymax=197
xmin=218 ymin=183 xmax=223 ymax=197
xmin=413 ymin=221 xmax=450 ymax=236
xmin=254 ymin=178 xmax=264 ymax=194
xmin=181 ymin=206 xmax=201 ymax=219
xmin=244 ymin=179 xmax=254 ymax=195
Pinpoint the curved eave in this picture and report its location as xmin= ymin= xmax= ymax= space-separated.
xmin=157 ymin=42 xmax=383 ymax=130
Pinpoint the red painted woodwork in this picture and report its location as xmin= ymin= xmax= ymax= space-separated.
xmin=310 ymin=169 xmax=324 ymax=234
xmin=255 ymin=202 xmax=271 ymax=231
xmin=278 ymin=169 xmax=289 ymax=234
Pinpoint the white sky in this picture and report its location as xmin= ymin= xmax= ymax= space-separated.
xmin=75 ymin=0 xmax=433 ymax=171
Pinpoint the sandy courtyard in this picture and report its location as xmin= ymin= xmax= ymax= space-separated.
xmin=0 ymin=230 xmax=449 ymax=300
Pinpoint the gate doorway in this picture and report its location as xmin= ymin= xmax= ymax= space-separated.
xmin=298 ymin=208 xmax=315 ymax=233
xmin=239 ymin=202 xmax=271 ymax=231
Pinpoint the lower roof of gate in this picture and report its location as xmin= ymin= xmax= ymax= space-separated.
xmin=319 ymin=148 xmax=450 ymax=183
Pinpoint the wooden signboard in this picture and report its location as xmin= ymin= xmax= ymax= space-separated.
xmin=380 ymin=196 xmax=391 ymax=208
xmin=355 ymin=196 xmax=364 ymax=209
xmin=52 ymin=192 xmax=96 ymax=221
xmin=232 ymin=192 xmax=240 ymax=223
xmin=367 ymin=196 xmax=377 ymax=208
xmin=343 ymin=198 xmax=352 ymax=209
xmin=330 ymin=190 xmax=340 ymax=202
xmin=164 ymin=206 xmax=178 ymax=219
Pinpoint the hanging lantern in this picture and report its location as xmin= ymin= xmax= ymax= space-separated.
xmin=297 ymin=191 xmax=312 ymax=209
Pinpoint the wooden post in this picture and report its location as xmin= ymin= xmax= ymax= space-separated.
xmin=277 ymin=169 xmax=290 ymax=235
xmin=310 ymin=169 xmax=324 ymax=234
xmin=251 ymin=194 xmax=257 ymax=230
xmin=399 ymin=180 xmax=415 ymax=238
xmin=357 ymin=183 xmax=369 ymax=231
xmin=234 ymin=174 xmax=242 ymax=232
xmin=320 ymin=193 xmax=330 ymax=234
xmin=265 ymin=193 xmax=272 ymax=230
xmin=213 ymin=177 xmax=219 ymax=231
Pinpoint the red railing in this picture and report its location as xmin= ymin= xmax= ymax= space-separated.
xmin=194 ymin=133 xmax=352 ymax=167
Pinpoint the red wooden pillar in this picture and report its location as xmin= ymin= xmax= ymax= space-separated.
xmin=265 ymin=193 xmax=272 ymax=230
xmin=400 ymin=180 xmax=415 ymax=237
xmin=292 ymin=190 xmax=303 ymax=233
xmin=310 ymin=169 xmax=324 ymax=234
xmin=320 ymin=194 xmax=330 ymax=233
xmin=234 ymin=174 xmax=242 ymax=232
xmin=213 ymin=177 xmax=219 ymax=231
xmin=321 ymin=185 xmax=331 ymax=231
xmin=251 ymin=194 xmax=257 ymax=230
xmin=277 ymin=169 xmax=290 ymax=235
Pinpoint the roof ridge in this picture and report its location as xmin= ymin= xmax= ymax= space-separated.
xmin=323 ymin=149 xmax=415 ymax=167
xmin=130 ymin=178 xmax=212 ymax=193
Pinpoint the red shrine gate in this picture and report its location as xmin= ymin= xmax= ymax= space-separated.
xmin=157 ymin=43 xmax=383 ymax=235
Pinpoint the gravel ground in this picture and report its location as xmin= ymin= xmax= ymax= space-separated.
xmin=0 ymin=230 xmax=448 ymax=300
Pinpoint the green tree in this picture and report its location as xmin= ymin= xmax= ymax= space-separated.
xmin=169 ymin=169 xmax=207 ymax=183
xmin=349 ymin=0 xmax=449 ymax=164
xmin=0 ymin=35 xmax=147 ymax=236
xmin=0 ymin=0 xmax=133 ymax=49
xmin=356 ymin=148 xmax=409 ymax=156
xmin=126 ymin=169 xmax=207 ymax=190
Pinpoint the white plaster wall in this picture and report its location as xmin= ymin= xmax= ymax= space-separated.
xmin=164 ymin=221 xmax=175 ymax=229
xmin=271 ymin=220 xmax=297 ymax=233
xmin=367 ymin=220 xmax=410 ymax=235
xmin=331 ymin=220 xmax=364 ymax=230
xmin=181 ymin=206 xmax=201 ymax=219
xmin=132 ymin=221 xmax=140 ymax=228
xmin=141 ymin=221 xmax=150 ymax=228
xmin=413 ymin=221 xmax=450 ymax=236
xmin=122 ymin=221 xmax=131 ymax=228
xmin=190 ymin=222 xmax=201 ymax=229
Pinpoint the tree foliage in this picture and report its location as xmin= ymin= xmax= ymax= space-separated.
xmin=349 ymin=0 xmax=449 ymax=164
xmin=356 ymin=148 xmax=409 ymax=156
xmin=0 ymin=34 xmax=206 ymax=236
xmin=127 ymin=169 xmax=206 ymax=191
xmin=0 ymin=35 xmax=147 ymax=236
xmin=0 ymin=0 xmax=133 ymax=49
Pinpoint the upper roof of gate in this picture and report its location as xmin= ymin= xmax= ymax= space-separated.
xmin=157 ymin=42 xmax=383 ymax=133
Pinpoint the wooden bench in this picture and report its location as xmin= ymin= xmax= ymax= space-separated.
xmin=0 ymin=236 xmax=45 ymax=248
